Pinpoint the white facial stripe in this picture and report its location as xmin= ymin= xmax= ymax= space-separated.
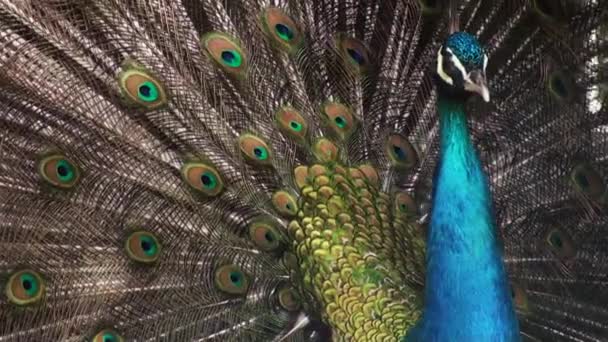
xmin=483 ymin=54 xmax=488 ymax=73
xmin=446 ymin=47 xmax=471 ymax=84
xmin=437 ymin=48 xmax=453 ymax=85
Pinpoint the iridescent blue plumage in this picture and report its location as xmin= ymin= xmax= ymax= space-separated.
xmin=445 ymin=32 xmax=484 ymax=67
xmin=408 ymin=33 xmax=520 ymax=341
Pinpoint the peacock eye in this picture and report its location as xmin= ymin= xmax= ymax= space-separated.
xmin=215 ymin=265 xmax=249 ymax=295
xmin=261 ymin=8 xmax=302 ymax=53
xmin=201 ymin=32 xmax=247 ymax=77
xmin=337 ymin=35 xmax=370 ymax=72
xmin=92 ymin=329 xmax=124 ymax=342
xmin=5 ymin=270 xmax=45 ymax=306
xmin=545 ymin=229 xmax=576 ymax=260
xmin=275 ymin=24 xmax=293 ymax=41
xmin=272 ymin=190 xmax=298 ymax=217
xmin=547 ymin=70 xmax=575 ymax=102
xmin=239 ymin=134 xmax=273 ymax=165
xmin=322 ymin=102 xmax=356 ymax=139
xmin=118 ymin=65 xmax=167 ymax=110
xmin=569 ymin=163 xmax=605 ymax=200
xmin=125 ymin=231 xmax=161 ymax=264
xmin=394 ymin=192 xmax=417 ymax=217
xmin=277 ymin=286 xmax=301 ymax=311
xmin=220 ymin=50 xmax=242 ymax=67
xmin=38 ymin=154 xmax=80 ymax=188
xmin=181 ymin=162 xmax=224 ymax=196
xmin=249 ymin=220 xmax=282 ymax=252
xmin=386 ymin=134 xmax=418 ymax=170
xmin=275 ymin=106 xmax=308 ymax=143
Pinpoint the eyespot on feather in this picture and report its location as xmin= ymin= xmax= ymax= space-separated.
xmin=215 ymin=265 xmax=249 ymax=295
xmin=5 ymin=270 xmax=45 ymax=306
xmin=125 ymin=231 xmax=161 ymax=264
xmin=249 ymin=220 xmax=282 ymax=252
xmin=239 ymin=134 xmax=273 ymax=166
xmin=394 ymin=192 xmax=417 ymax=217
xmin=201 ymin=32 xmax=247 ymax=77
xmin=276 ymin=106 xmax=308 ymax=142
xmin=181 ymin=162 xmax=224 ymax=197
xmin=547 ymin=70 xmax=575 ymax=102
xmin=386 ymin=134 xmax=418 ymax=170
xmin=118 ymin=63 xmax=168 ymax=110
xmin=261 ymin=8 xmax=303 ymax=53
xmin=313 ymin=138 xmax=339 ymax=162
xmin=322 ymin=102 xmax=356 ymax=140
xmin=92 ymin=329 xmax=124 ymax=342
xmin=569 ymin=163 xmax=605 ymax=201
xmin=272 ymin=191 xmax=298 ymax=217
xmin=38 ymin=154 xmax=80 ymax=189
xmin=545 ymin=228 xmax=576 ymax=260
xmin=277 ymin=286 xmax=301 ymax=311
xmin=337 ymin=34 xmax=370 ymax=73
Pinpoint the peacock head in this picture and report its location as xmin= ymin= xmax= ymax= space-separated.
xmin=435 ymin=32 xmax=489 ymax=102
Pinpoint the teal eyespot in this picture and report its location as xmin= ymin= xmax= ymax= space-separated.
xmin=386 ymin=134 xmax=418 ymax=169
xmin=249 ymin=220 xmax=282 ymax=252
xmin=272 ymin=190 xmax=298 ymax=217
xmin=137 ymin=81 xmax=159 ymax=102
xmin=253 ymin=147 xmax=268 ymax=160
xmin=275 ymin=24 xmax=293 ymax=41
xmin=261 ymin=8 xmax=303 ymax=53
xmin=125 ymin=231 xmax=161 ymax=264
xmin=239 ymin=134 xmax=273 ymax=165
xmin=275 ymin=106 xmax=308 ymax=142
xmin=215 ymin=265 xmax=249 ymax=295
xmin=220 ymin=50 xmax=242 ymax=67
xmin=181 ymin=162 xmax=224 ymax=197
xmin=5 ymin=270 xmax=45 ymax=306
xmin=337 ymin=35 xmax=370 ymax=73
xmin=117 ymin=62 xmax=167 ymax=110
xmin=334 ymin=116 xmax=347 ymax=128
xmin=201 ymin=32 xmax=247 ymax=77
xmin=322 ymin=102 xmax=356 ymax=139
xmin=290 ymin=121 xmax=302 ymax=131
xmin=92 ymin=329 xmax=124 ymax=342
xmin=38 ymin=154 xmax=80 ymax=188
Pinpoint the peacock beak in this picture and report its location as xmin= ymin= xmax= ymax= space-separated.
xmin=464 ymin=69 xmax=490 ymax=102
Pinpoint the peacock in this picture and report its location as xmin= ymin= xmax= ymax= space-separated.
xmin=0 ymin=0 xmax=607 ymax=341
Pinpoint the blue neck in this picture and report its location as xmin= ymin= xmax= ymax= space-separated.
xmin=408 ymin=97 xmax=520 ymax=341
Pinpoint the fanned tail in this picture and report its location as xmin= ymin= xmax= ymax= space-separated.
xmin=0 ymin=0 xmax=607 ymax=341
